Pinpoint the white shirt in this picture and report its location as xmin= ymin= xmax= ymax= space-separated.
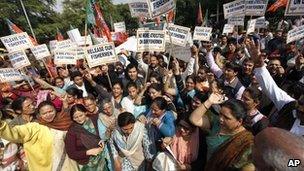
xmin=76 ymin=84 xmax=88 ymax=97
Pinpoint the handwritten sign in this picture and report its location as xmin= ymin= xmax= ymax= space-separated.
xmin=114 ymin=22 xmax=126 ymax=33
xmin=255 ymin=16 xmax=267 ymax=28
xmin=49 ymin=40 xmax=57 ymax=53
xmin=8 ymin=50 xmax=31 ymax=69
xmin=1 ymin=32 xmax=33 ymax=52
xmin=285 ymin=0 xmax=304 ymax=16
xmin=54 ymin=51 xmax=77 ymax=66
xmin=287 ymin=25 xmax=304 ymax=44
xmin=0 ymin=68 xmax=23 ymax=83
xmin=147 ymin=0 xmax=175 ymax=18
xmin=30 ymin=44 xmax=51 ymax=60
xmin=86 ymin=43 xmax=117 ymax=68
xmin=128 ymin=2 xmax=150 ymax=17
xmin=56 ymin=39 xmax=77 ymax=50
xmin=137 ymin=30 xmax=166 ymax=52
xmin=245 ymin=0 xmax=268 ymax=16
xmin=228 ymin=16 xmax=245 ymax=26
xmin=223 ymin=24 xmax=235 ymax=34
xmin=223 ymin=0 xmax=246 ymax=19
xmin=193 ymin=27 xmax=213 ymax=41
xmin=165 ymin=24 xmax=190 ymax=47
xmin=167 ymin=45 xmax=191 ymax=62
xmin=247 ymin=19 xmax=257 ymax=34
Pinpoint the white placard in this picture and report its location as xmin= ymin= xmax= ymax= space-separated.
xmin=165 ymin=24 xmax=190 ymax=47
xmin=223 ymin=24 xmax=235 ymax=34
xmin=223 ymin=0 xmax=246 ymax=19
xmin=75 ymin=47 xmax=86 ymax=60
xmin=67 ymin=28 xmax=82 ymax=43
xmin=147 ymin=0 xmax=175 ymax=18
xmin=56 ymin=39 xmax=77 ymax=50
xmin=245 ymin=0 xmax=268 ymax=16
xmin=255 ymin=16 xmax=267 ymax=28
xmin=86 ymin=43 xmax=118 ymax=68
xmin=285 ymin=0 xmax=304 ymax=16
xmin=0 ymin=68 xmax=23 ymax=83
xmin=247 ymin=19 xmax=257 ymax=34
xmin=54 ymin=51 xmax=77 ymax=66
xmin=114 ymin=22 xmax=126 ymax=33
xmin=128 ymin=2 xmax=150 ymax=18
xmin=77 ymin=36 xmax=93 ymax=46
xmin=30 ymin=44 xmax=51 ymax=60
xmin=49 ymin=40 xmax=57 ymax=53
xmin=287 ymin=25 xmax=304 ymax=44
xmin=137 ymin=30 xmax=166 ymax=52
xmin=193 ymin=27 xmax=213 ymax=41
xmin=1 ymin=32 xmax=33 ymax=52
xmin=167 ymin=45 xmax=191 ymax=62
xmin=8 ymin=50 xmax=31 ymax=69
xmin=228 ymin=16 xmax=245 ymax=26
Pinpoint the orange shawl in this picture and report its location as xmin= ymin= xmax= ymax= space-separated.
xmin=38 ymin=109 xmax=72 ymax=131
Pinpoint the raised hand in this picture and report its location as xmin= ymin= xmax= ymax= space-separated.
xmin=207 ymin=93 xmax=226 ymax=105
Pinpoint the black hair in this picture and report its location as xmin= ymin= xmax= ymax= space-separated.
xmin=125 ymin=63 xmax=138 ymax=80
xmin=222 ymin=99 xmax=247 ymax=121
xmin=11 ymin=96 xmax=27 ymax=113
xmin=186 ymin=74 xmax=196 ymax=83
xmin=151 ymin=96 xmax=168 ymax=111
xmin=66 ymin=87 xmax=83 ymax=98
xmin=83 ymin=94 xmax=96 ymax=101
xmin=117 ymin=112 xmax=136 ymax=127
xmin=37 ymin=101 xmax=56 ymax=115
xmin=112 ymin=80 xmax=124 ymax=89
xmin=193 ymin=91 xmax=208 ymax=103
xmin=127 ymin=81 xmax=138 ymax=90
xmin=287 ymin=82 xmax=304 ymax=100
xmin=149 ymin=72 xmax=162 ymax=83
xmin=70 ymin=71 xmax=82 ymax=81
xmin=228 ymin=37 xmax=237 ymax=45
xmin=70 ymin=104 xmax=87 ymax=121
xmin=148 ymin=83 xmax=164 ymax=94
xmin=243 ymin=58 xmax=254 ymax=65
xmin=225 ymin=62 xmax=241 ymax=73
xmin=244 ymin=86 xmax=262 ymax=103
xmin=213 ymin=46 xmax=222 ymax=54
xmin=53 ymin=76 xmax=64 ymax=84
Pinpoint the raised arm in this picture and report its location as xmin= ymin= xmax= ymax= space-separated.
xmin=205 ymin=46 xmax=223 ymax=78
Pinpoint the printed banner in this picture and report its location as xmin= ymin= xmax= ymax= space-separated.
xmin=8 ymin=50 xmax=31 ymax=69
xmin=285 ymin=0 xmax=304 ymax=16
xmin=30 ymin=44 xmax=51 ymax=60
xmin=228 ymin=16 xmax=245 ymax=26
xmin=247 ymin=19 xmax=257 ymax=34
xmin=128 ymin=2 xmax=150 ymax=18
xmin=223 ymin=0 xmax=246 ymax=19
xmin=223 ymin=24 xmax=235 ymax=34
xmin=165 ymin=24 xmax=190 ymax=47
xmin=287 ymin=25 xmax=304 ymax=44
xmin=147 ymin=0 xmax=175 ymax=18
xmin=245 ymin=0 xmax=268 ymax=16
xmin=86 ymin=43 xmax=118 ymax=68
xmin=255 ymin=16 xmax=267 ymax=28
xmin=0 ymin=68 xmax=23 ymax=83
xmin=1 ymin=32 xmax=33 ymax=52
xmin=54 ymin=51 xmax=77 ymax=66
xmin=137 ymin=30 xmax=166 ymax=52
xmin=193 ymin=27 xmax=213 ymax=41
xmin=114 ymin=22 xmax=126 ymax=33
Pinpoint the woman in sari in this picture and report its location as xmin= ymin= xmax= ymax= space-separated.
xmin=64 ymin=104 xmax=108 ymax=171
xmin=190 ymin=93 xmax=255 ymax=171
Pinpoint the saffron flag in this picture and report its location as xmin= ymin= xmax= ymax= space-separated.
xmin=267 ymin=0 xmax=288 ymax=12
xmin=86 ymin=0 xmax=112 ymax=42
xmin=6 ymin=19 xmax=38 ymax=45
xmin=166 ymin=10 xmax=175 ymax=23
xmin=56 ymin=28 xmax=64 ymax=41
xmin=196 ymin=3 xmax=203 ymax=26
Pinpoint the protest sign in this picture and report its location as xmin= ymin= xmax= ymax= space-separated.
xmin=1 ymin=32 xmax=33 ymax=52
xmin=165 ymin=24 xmax=190 ymax=47
xmin=137 ymin=30 xmax=166 ymax=52
xmin=166 ymin=45 xmax=191 ymax=62
xmin=193 ymin=27 xmax=213 ymax=41
xmin=54 ymin=51 xmax=77 ymax=66
xmin=128 ymin=1 xmax=150 ymax=18
xmin=255 ymin=16 xmax=267 ymax=28
xmin=142 ymin=21 xmax=167 ymax=30
xmin=114 ymin=22 xmax=126 ymax=33
xmin=286 ymin=25 xmax=304 ymax=44
xmin=75 ymin=47 xmax=86 ymax=60
xmin=228 ymin=16 xmax=245 ymax=26
xmin=30 ymin=44 xmax=51 ymax=60
xmin=0 ymin=68 xmax=23 ymax=83
xmin=67 ymin=29 xmax=82 ymax=43
xmin=77 ymin=36 xmax=93 ymax=46
xmin=49 ymin=40 xmax=57 ymax=53
xmin=8 ymin=50 xmax=31 ymax=69
xmin=86 ymin=43 xmax=118 ymax=68
xmin=285 ymin=0 xmax=304 ymax=16
xmin=247 ymin=19 xmax=257 ymax=34
xmin=146 ymin=0 xmax=175 ymax=18
xmin=223 ymin=24 xmax=235 ymax=34
xmin=223 ymin=0 xmax=246 ymax=19
xmin=56 ymin=39 xmax=77 ymax=50
xmin=245 ymin=0 xmax=268 ymax=16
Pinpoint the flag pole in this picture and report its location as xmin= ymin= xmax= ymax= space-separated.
xmin=19 ymin=0 xmax=37 ymax=43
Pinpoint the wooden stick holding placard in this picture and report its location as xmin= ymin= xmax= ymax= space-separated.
xmin=20 ymin=68 xmax=36 ymax=94
xmin=166 ymin=15 xmax=174 ymax=71
xmin=106 ymin=73 xmax=113 ymax=89
xmin=42 ymin=58 xmax=54 ymax=79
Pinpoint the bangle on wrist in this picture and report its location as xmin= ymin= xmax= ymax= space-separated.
xmin=202 ymin=102 xmax=208 ymax=109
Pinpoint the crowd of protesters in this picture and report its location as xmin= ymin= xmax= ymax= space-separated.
xmin=0 ymin=18 xmax=304 ymax=171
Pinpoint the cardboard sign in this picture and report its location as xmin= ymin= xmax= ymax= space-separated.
xmin=165 ymin=24 xmax=190 ymax=47
xmin=247 ymin=19 xmax=257 ymax=34
xmin=147 ymin=0 xmax=175 ymax=18
xmin=8 ymin=50 xmax=31 ymax=69
xmin=54 ymin=51 xmax=77 ymax=66
xmin=223 ymin=24 xmax=235 ymax=34
xmin=75 ymin=47 xmax=86 ymax=60
xmin=228 ymin=16 xmax=245 ymax=26
xmin=285 ymin=0 xmax=304 ymax=16
xmin=77 ymin=36 xmax=93 ymax=46
xmin=0 ymin=68 xmax=23 ymax=83
xmin=128 ymin=2 xmax=150 ymax=18
xmin=86 ymin=43 xmax=118 ymax=68
xmin=142 ymin=21 xmax=167 ymax=30
xmin=255 ymin=16 xmax=267 ymax=28
xmin=49 ymin=40 xmax=58 ymax=53
xmin=287 ymin=25 xmax=304 ymax=44
xmin=137 ymin=30 xmax=166 ymax=52
xmin=245 ymin=0 xmax=268 ymax=16
xmin=114 ymin=22 xmax=126 ymax=33
xmin=30 ymin=44 xmax=51 ymax=60
xmin=223 ymin=0 xmax=246 ymax=19
xmin=56 ymin=39 xmax=77 ymax=50
xmin=167 ymin=45 xmax=191 ymax=62
xmin=1 ymin=32 xmax=33 ymax=52
xmin=67 ymin=29 xmax=82 ymax=43
xmin=193 ymin=27 xmax=213 ymax=41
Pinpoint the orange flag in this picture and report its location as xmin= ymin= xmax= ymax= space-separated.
xmin=6 ymin=19 xmax=38 ymax=45
xmin=267 ymin=0 xmax=288 ymax=12
xmin=196 ymin=3 xmax=203 ymax=26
